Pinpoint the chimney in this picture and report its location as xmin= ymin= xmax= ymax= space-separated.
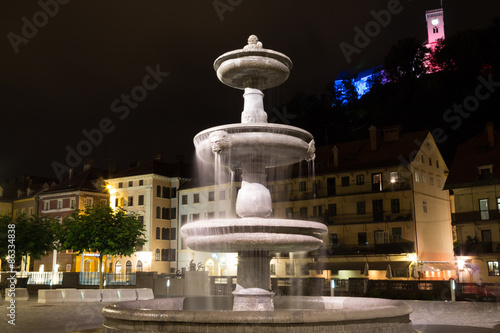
xmin=369 ymin=125 xmax=380 ymax=151
xmin=333 ymin=146 xmax=339 ymax=168
xmin=155 ymin=153 xmax=164 ymax=162
xmin=383 ymin=125 xmax=401 ymax=142
xmin=486 ymin=122 xmax=495 ymax=148
xmin=83 ymin=159 xmax=93 ymax=172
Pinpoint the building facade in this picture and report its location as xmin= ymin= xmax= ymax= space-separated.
xmin=445 ymin=123 xmax=500 ymax=283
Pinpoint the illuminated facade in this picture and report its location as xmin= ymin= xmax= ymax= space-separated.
xmin=445 ymin=123 xmax=500 ymax=283
xmin=425 ymin=8 xmax=445 ymax=48
xmin=105 ymin=156 xmax=191 ymax=275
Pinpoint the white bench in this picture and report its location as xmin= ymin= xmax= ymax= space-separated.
xmin=136 ymin=288 xmax=154 ymax=300
xmin=81 ymin=289 xmax=102 ymax=302
xmin=117 ymin=289 xmax=137 ymax=301
xmin=38 ymin=289 xmax=63 ymax=303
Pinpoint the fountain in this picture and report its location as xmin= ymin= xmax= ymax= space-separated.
xmin=102 ymin=35 xmax=413 ymax=333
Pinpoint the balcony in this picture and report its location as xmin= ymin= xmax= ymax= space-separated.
xmin=454 ymin=241 xmax=500 ymax=256
xmin=309 ymin=239 xmax=415 ymax=257
xmin=452 ymin=210 xmax=500 ymax=224
xmin=324 ymin=210 xmax=413 ymax=226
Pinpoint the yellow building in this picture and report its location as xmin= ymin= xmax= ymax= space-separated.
xmin=445 ymin=123 xmax=500 ymax=283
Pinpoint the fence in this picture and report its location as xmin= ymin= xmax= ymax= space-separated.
xmin=79 ymin=272 xmax=136 ymax=286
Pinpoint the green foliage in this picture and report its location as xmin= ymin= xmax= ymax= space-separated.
xmin=59 ymin=203 xmax=146 ymax=257
xmin=0 ymin=213 xmax=59 ymax=269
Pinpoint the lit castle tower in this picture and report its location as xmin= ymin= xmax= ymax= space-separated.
xmin=425 ymin=8 xmax=445 ymax=49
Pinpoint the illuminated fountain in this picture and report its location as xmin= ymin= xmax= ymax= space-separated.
xmin=102 ymin=35 xmax=413 ymax=332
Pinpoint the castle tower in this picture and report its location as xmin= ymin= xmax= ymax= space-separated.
xmin=425 ymin=8 xmax=445 ymax=48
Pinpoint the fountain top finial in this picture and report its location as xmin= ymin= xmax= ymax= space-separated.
xmin=244 ymin=35 xmax=263 ymax=50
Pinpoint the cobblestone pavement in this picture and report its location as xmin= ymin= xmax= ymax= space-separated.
xmin=0 ymin=297 xmax=499 ymax=332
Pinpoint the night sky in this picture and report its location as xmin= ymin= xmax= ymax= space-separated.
xmin=1 ymin=0 xmax=499 ymax=181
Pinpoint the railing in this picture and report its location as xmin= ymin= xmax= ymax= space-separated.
xmin=309 ymin=241 xmax=415 ymax=257
xmin=454 ymin=242 xmax=500 ymax=255
xmin=79 ymin=272 xmax=136 ymax=286
xmin=27 ymin=272 xmax=63 ymax=285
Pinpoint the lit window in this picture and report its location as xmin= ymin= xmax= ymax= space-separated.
xmin=390 ymin=172 xmax=399 ymax=183
xmin=479 ymin=199 xmax=489 ymax=220
xmin=372 ymin=173 xmax=382 ymax=191
xmin=487 ymin=261 xmax=499 ymax=276
xmin=497 ymin=198 xmax=500 ymax=212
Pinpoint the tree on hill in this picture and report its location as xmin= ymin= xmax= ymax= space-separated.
xmin=0 ymin=214 xmax=59 ymax=272
xmin=383 ymin=37 xmax=428 ymax=82
xmin=58 ymin=203 xmax=146 ymax=289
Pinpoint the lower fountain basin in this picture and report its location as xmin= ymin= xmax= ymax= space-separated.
xmin=181 ymin=218 xmax=328 ymax=252
xmin=102 ymin=296 xmax=413 ymax=333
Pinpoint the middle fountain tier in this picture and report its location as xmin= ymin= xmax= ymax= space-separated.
xmin=182 ymin=35 xmax=328 ymax=311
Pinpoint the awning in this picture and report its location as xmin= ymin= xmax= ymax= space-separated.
xmin=307 ymin=261 xmax=412 ymax=272
xmin=416 ymin=262 xmax=457 ymax=272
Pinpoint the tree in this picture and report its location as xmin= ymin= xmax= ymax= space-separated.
xmin=383 ymin=37 xmax=427 ymax=82
xmin=0 ymin=214 xmax=59 ymax=271
xmin=58 ymin=203 xmax=146 ymax=289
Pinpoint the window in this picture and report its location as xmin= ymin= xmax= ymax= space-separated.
xmin=156 ymin=185 xmax=161 ymax=197
xmin=171 ymin=207 xmax=176 ymax=219
xmin=328 ymin=203 xmax=337 ymax=217
xmin=138 ymin=195 xmax=144 ymax=205
xmin=181 ymin=215 xmax=188 ymax=226
xmin=313 ymin=205 xmax=322 ymax=217
xmin=192 ymin=213 xmax=200 ymax=221
xmin=169 ymin=249 xmax=176 ymax=261
xmin=182 ymin=195 xmax=188 ymax=205
xmin=436 ymin=160 xmax=439 ymax=169
xmin=422 ymin=173 xmax=427 ymax=184
xmin=171 ymin=228 xmax=176 ymax=240
xmin=299 ymin=181 xmax=306 ymax=191
xmin=391 ymin=199 xmax=400 ymax=213
xmin=390 ymin=172 xmax=399 ymax=183
xmin=126 ymin=261 xmax=132 ymax=274
xmin=118 ymin=182 xmax=123 ymax=188
xmin=161 ymin=249 xmax=168 ymax=261
xmin=356 ymin=175 xmax=364 ymax=185
xmin=479 ymin=166 xmax=492 ymax=180
xmin=128 ymin=181 xmax=133 ymax=187
xmin=136 ymin=261 xmax=143 ymax=272
xmin=45 ymin=201 xmax=50 ymax=210
xmin=357 ymin=201 xmax=365 ymax=215
xmin=155 ymin=249 xmax=160 ymax=261
xmin=329 ymin=233 xmax=338 ymax=246
xmin=162 ymin=228 xmax=169 ymax=240
xmin=429 ymin=158 xmax=432 ymax=166
xmin=497 ymin=198 xmax=500 ymax=212
xmin=341 ymin=176 xmax=349 ymax=187
xmin=415 ymin=172 xmax=419 ymax=183
xmin=208 ymin=191 xmax=215 ymax=201
xmin=162 ymin=186 xmax=170 ymax=199
xmin=433 ymin=26 xmax=439 ymax=33
xmin=139 ymin=180 xmax=144 ymax=186
xmin=171 ymin=187 xmax=177 ymax=198
xmin=420 ymin=155 xmax=424 ymax=163
xmin=392 ymin=227 xmax=402 ymax=242
xmin=437 ymin=178 xmax=442 ymax=189
xmin=327 ymin=177 xmax=336 ymax=196
xmin=487 ymin=261 xmax=499 ymax=276
xmin=156 ymin=206 xmax=161 ymax=219
xmin=479 ymin=199 xmax=489 ymax=220
xmin=430 ymin=176 xmax=434 ymax=187
xmin=155 ymin=227 xmax=160 ymax=239
xmin=162 ymin=208 xmax=170 ymax=220
xmin=423 ymin=200 xmax=428 ymax=213
xmin=300 ymin=207 xmax=307 ymax=218
xmin=286 ymin=263 xmax=294 ymax=276
xmin=207 ymin=212 xmax=215 ymax=219
xmin=115 ymin=261 xmax=122 ymax=274
xmin=128 ymin=196 xmax=134 ymax=206
xmin=358 ymin=232 xmax=367 ymax=245
xmin=57 ymin=200 xmax=63 ymax=209
xmin=286 ymin=207 xmax=293 ymax=219
xmin=86 ymin=198 xmax=93 ymax=206
xmin=220 ymin=190 xmax=226 ymax=200
xmin=372 ymin=173 xmax=382 ymax=192
xmin=193 ymin=193 xmax=200 ymax=203
xmin=70 ymin=199 xmax=75 ymax=209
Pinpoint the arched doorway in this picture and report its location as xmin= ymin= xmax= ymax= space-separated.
xmin=136 ymin=260 xmax=143 ymax=272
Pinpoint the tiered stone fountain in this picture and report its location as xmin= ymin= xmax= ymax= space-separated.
xmin=101 ymin=35 xmax=413 ymax=333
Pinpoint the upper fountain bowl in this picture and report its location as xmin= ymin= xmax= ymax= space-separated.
xmin=214 ymin=35 xmax=292 ymax=90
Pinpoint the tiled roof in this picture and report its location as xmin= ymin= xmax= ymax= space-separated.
xmin=42 ymin=167 xmax=109 ymax=194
